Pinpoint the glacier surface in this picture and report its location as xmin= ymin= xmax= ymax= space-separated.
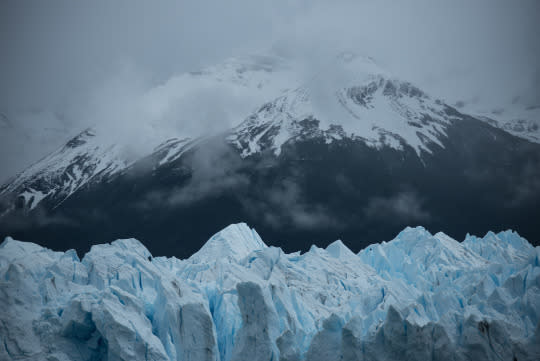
xmin=0 ymin=223 xmax=539 ymax=361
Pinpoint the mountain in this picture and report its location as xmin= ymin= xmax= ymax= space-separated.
xmin=1 ymin=223 xmax=539 ymax=360
xmin=0 ymin=129 xmax=128 ymax=214
xmin=1 ymin=53 xmax=539 ymax=257
xmin=230 ymin=53 xmax=453 ymax=157
xmin=0 ymin=54 xmax=296 ymax=213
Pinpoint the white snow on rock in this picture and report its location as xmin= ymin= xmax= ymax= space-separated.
xmin=0 ymin=129 xmax=129 ymax=210
xmin=1 ymin=225 xmax=539 ymax=361
xmin=229 ymin=53 xmax=459 ymax=158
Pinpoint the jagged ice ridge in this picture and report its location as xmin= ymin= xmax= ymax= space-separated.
xmin=1 ymin=223 xmax=539 ymax=360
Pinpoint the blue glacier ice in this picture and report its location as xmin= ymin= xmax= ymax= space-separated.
xmin=0 ymin=223 xmax=539 ymax=360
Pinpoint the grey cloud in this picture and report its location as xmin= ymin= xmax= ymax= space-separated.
xmin=136 ymin=144 xmax=342 ymax=230
xmin=136 ymin=139 xmax=249 ymax=209
xmin=271 ymin=0 xmax=540 ymax=108
xmin=363 ymin=191 xmax=430 ymax=223
xmin=0 ymin=204 xmax=78 ymax=232
xmin=505 ymin=160 xmax=540 ymax=207
xmin=241 ymin=179 xmax=342 ymax=230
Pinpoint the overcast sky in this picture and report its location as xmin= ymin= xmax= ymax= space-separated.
xmin=1 ymin=0 xmax=539 ymax=183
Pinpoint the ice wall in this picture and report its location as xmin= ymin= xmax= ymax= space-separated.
xmin=1 ymin=223 xmax=539 ymax=360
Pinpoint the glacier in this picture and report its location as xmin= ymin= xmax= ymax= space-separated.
xmin=0 ymin=223 xmax=539 ymax=361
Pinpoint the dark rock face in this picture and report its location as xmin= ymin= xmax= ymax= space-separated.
xmin=1 ymin=112 xmax=539 ymax=258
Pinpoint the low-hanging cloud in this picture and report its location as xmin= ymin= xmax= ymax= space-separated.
xmin=135 ymin=138 xmax=249 ymax=209
xmin=363 ymin=191 xmax=431 ymax=224
xmin=79 ymin=63 xmax=283 ymax=161
xmin=241 ymin=178 xmax=343 ymax=230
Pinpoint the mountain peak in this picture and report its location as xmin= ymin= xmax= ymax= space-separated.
xmin=230 ymin=51 xmax=454 ymax=158
xmin=188 ymin=223 xmax=267 ymax=263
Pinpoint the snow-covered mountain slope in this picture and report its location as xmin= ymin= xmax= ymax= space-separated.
xmin=229 ymin=53 xmax=460 ymax=157
xmin=453 ymin=93 xmax=540 ymax=145
xmin=476 ymin=109 xmax=540 ymax=144
xmin=0 ymin=54 xmax=297 ymax=212
xmin=1 ymin=223 xmax=539 ymax=361
xmin=0 ymin=129 xmax=128 ymax=213
xmin=2 ymin=51 xmax=537 ymax=216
